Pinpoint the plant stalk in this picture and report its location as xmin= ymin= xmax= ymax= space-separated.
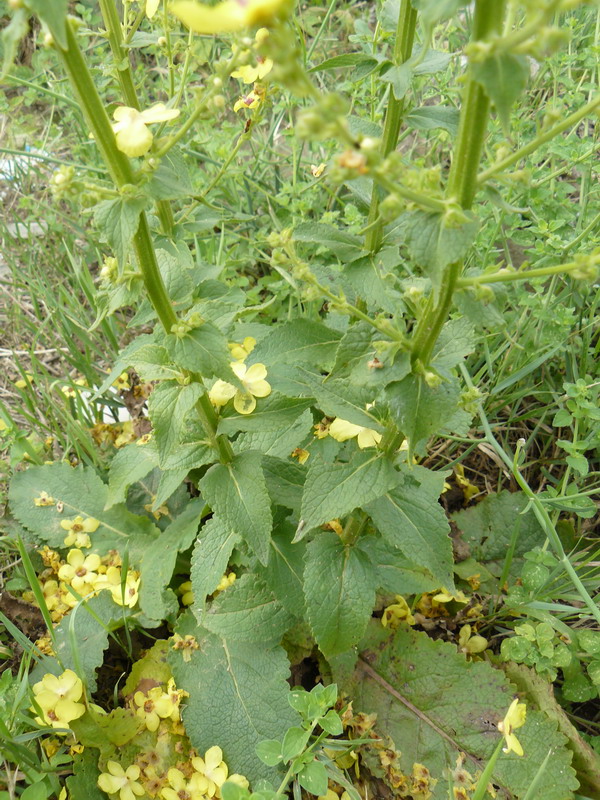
xmin=365 ymin=0 xmax=418 ymax=253
xmin=410 ymin=0 xmax=506 ymax=369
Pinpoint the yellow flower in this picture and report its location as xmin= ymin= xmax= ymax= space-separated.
xmin=291 ymin=447 xmax=309 ymax=464
xmin=133 ymin=684 xmax=181 ymax=732
xmin=58 ymin=550 xmax=102 ymax=595
xmin=171 ymin=0 xmax=291 ymax=34
xmin=178 ymin=580 xmax=194 ymax=606
xmin=215 ymin=572 xmax=236 ymax=593
xmin=171 ymin=633 xmax=199 ymax=662
xmin=33 ymin=491 xmax=55 ymax=507
xmin=233 ymin=88 xmax=264 ymax=113
xmin=113 ymin=372 xmax=131 ymax=391
xmin=97 ymin=566 xmax=140 ymax=607
xmin=209 ymin=362 xmax=271 ymax=414
xmin=433 ymin=588 xmax=469 ymax=604
xmin=97 ymin=762 xmax=145 ymax=800
xmin=191 ymin=746 xmax=228 ymax=796
xmin=15 ymin=373 xmax=33 ymax=389
xmin=382 ymin=596 xmax=415 ymax=628
xmin=61 ymin=385 xmax=77 ymax=399
xmin=146 ymin=0 xmax=160 ymax=18
xmin=111 ymin=103 xmax=180 ymax=158
xmin=458 ymin=624 xmax=488 ymax=656
xmin=31 ymin=669 xmax=85 ymax=730
xmin=60 ymin=516 xmax=100 ymax=549
xmin=328 ymin=418 xmax=382 ymax=449
xmin=497 ymin=698 xmax=526 ymax=756
xmin=232 ymin=56 xmax=273 ymax=83
xmin=161 ymin=767 xmax=208 ymax=800
xmin=228 ymin=336 xmax=256 ymax=361
xmin=311 ymin=163 xmax=326 ymax=178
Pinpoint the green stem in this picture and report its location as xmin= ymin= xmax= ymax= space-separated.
xmin=132 ymin=213 xmax=177 ymax=330
xmin=371 ymin=170 xmax=448 ymax=214
xmin=98 ymin=0 xmax=140 ymax=109
xmin=410 ymin=0 xmax=506 ymax=368
xmin=477 ymin=95 xmax=600 ymax=184
xmin=455 ymin=254 xmax=600 ymax=286
xmin=365 ymin=0 xmax=418 ymax=253
xmin=471 ymin=740 xmax=503 ymax=800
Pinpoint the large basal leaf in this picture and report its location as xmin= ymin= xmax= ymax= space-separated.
xmin=9 ymin=464 xmax=160 ymax=560
xmin=198 ymin=573 xmax=294 ymax=643
xmin=299 ymin=451 xmax=398 ymax=534
xmin=386 ymin=374 xmax=460 ymax=456
xmin=148 ymin=381 xmax=203 ymax=463
xmin=168 ymin=612 xmax=298 ymax=783
xmin=262 ymin=456 xmax=306 ymax=513
xmin=347 ymin=624 xmax=578 ymax=800
xmin=304 ymin=533 xmax=376 ymax=658
xmin=139 ymin=499 xmax=204 ymax=621
xmin=199 ymin=452 xmax=273 ymax=565
xmin=258 ymin=523 xmax=306 ymax=618
xmin=366 ymin=464 xmax=454 ymax=590
xmin=250 ymin=319 xmax=342 ymax=371
xmin=190 ymin=516 xmax=240 ymax=610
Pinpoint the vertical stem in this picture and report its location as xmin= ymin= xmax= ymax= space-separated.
xmin=410 ymin=0 xmax=506 ymax=368
xmin=98 ymin=0 xmax=140 ymax=110
xmin=365 ymin=0 xmax=418 ymax=253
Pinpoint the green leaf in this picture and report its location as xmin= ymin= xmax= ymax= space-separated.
xmin=94 ymin=196 xmax=147 ymax=269
xmin=406 ymin=104 xmax=460 ymax=135
xmin=309 ymin=53 xmax=379 ymax=74
xmin=431 ymin=317 xmax=475 ymax=378
xmin=106 ymin=442 xmax=159 ymax=508
xmin=299 ymin=452 xmax=398 ymax=535
xmin=345 ymin=624 xmax=578 ymax=800
xmin=165 ymin=324 xmax=239 ymax=384
xmin=147 ymin=149 xmax=191 ymax=200
xmin=298 ymin=761 xmax=328 ymax=796
xmin=128 ymin=343 xmax=182 ymax=382
xmin=139 ymin=499 xmax=203 ymax=620
xmin=411 ymin=0 xmax=461 ymax=25
xmin=8 ymin=463 xmax=159 ymax=559
xmin=386 ymin=374 xmax=460 ymax=455
xmin=473 ymin=52 xmax=529 ymax=133
xmin=262 ymin=457 xmax=306 ymax=513
xmin=236 ymin=410 xmax=313 ymax=460
xmin=360 ymin=536 xmax=443 ymax=595
xmin=256 ymin=740 xmax=283 ymax=767
xmin=54 ymin=593 xmax=128 ymax=692
xmin=24 ymin=0 xmax=67 ymax=48
xmin=1 ymin=9 xmax=28 ymax=78
xmin=168 ymin=613 xmax=298 ymax=783
xmin=293 ymin=223 xmax=364 ymax=261
xmin=148 ymin=382 xmax=203 ymax=464
xmin=156 ymin=248 xmax=193 ymax=307
xmin=452 ymin=491 xmax=545 ymax=568
xmin=199 ymin=573 xmax=293 ymax=643
xmin=199 ymin=452 xmax=273 ymax=565
xmin=218 ymin=395 xmax=312 ymax=435
xmin=66 ymin=749 xmax=105 ymax=800
xmin=281 ymin=726 xmax=311 ymax=761
xmin=366 ymin=465 xmax=454 ymax=589
xmin=258 ymin=524 xmax=306 ymax=617
xmin=381 ymin=64 xmax=413 ymax=100
xmin=402 ymin=210 xmax=479 ymax=297
xmin=302 ymin=371 xmax=384 ymax=432
xmin=191 ymin=517 xmax=240 ymax=610
xmin=304 ymin=533 xmax=376 ymax=657
xmin=251 ymin=320 xmax=342 ymax=371
xmin=413 ymin=49 xmax=453 ymax=75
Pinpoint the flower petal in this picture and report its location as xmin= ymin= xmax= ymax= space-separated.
xmin=356 ymin=427 xmax=382 ymax=449
xmin=115 ymin=120 xmax=153 ymax=158
xmin=140 ymin=103 xmax=180 ymax=124
xmin=244 ymin=363 xmax=267 ymax=382
xmin=328 ymin=418 xmax=363 ymax=442
xmin=209 ymin=380 xmax=237 ymax=406
xmin=170 ymin=0 xmax=247 ymax=33
xmin=233 ymin=391 xmax=256 ymax=415
xmin=248 ymin=379 xmax=271 ymax=398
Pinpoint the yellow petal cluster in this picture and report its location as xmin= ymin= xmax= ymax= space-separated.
xmin=233 ymin=87 xmax=265 ymax=113
xmin=191 ymin=746 xmax=229 ymax=796
xmin=171 ymin=0 xmax=291 ymax=34
xmin=58 ymin=549 xmax=102 ymax=595
xmin=31 ymin=669 xmax=85 ymax=730
xmin=60 ymin=515 xmax=100 ymax=549
xmin=33 ymin=491 xmax=55 ymax=507
xmin=209 ymin=362 xmax=271 ymax=414
xmin=381 ymin=595 xmax=415 ymax=628
xmin=98 ymin=762 xmax=145 ymax=800
xmin=112 ymin=103 xmax=180 ymax=158
xmin=497 ymin=698 xmax=527 ymax=756
xmin=227 ymin=336 xmax=256 ymax=361
xmin=133 ymin=679 xmax=186 ymax=732
xmin=232 ymin=56 xmax=273 ymax=83
xmin=328 ymin=418 xmax=382 ymax=449
xmin=96 ymin=566 xmax=141 ymax=607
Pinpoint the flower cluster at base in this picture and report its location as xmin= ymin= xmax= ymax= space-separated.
xmin=97 ymin=746 xmax=249 ymax=800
